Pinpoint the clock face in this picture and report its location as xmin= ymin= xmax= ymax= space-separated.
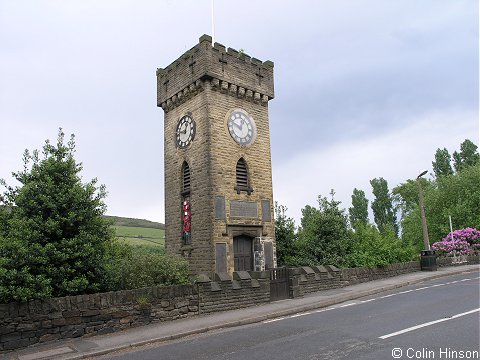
xmin=176 ymin=115 xmax=196 ymax=148
xmin=227 ymin=109 xmax=256 ymax=146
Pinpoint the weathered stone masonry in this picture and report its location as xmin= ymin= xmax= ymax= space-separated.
xmin=0 ymin=272 xmax=269 ymax=352
xmin=158 ymin=34 xmax=276 ymax=275
xmin=1 ymin=258 xmax=478 ymax=353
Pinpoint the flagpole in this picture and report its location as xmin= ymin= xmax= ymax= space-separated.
xmin=211 ymin=0 xmax=215 ymax=45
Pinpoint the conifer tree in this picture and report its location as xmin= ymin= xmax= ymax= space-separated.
xmin=0 ymin=129 xmax=114 ymax=302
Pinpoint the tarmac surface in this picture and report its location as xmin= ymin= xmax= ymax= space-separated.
xmin=2 ymin=264 xmax=479 ymax=360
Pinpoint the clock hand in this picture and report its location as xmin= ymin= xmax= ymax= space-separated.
xmin=233 ymin=120 xmax=243 ymax=130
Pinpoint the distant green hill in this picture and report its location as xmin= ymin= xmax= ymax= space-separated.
xmin=106 ymin=216 xmax=165 ymax=254
xmin=104 ymin=215 xmax=165 ymax=230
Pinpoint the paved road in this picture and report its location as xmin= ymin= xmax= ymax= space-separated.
xmin=100 ymin=272 xmax=480 ymax=360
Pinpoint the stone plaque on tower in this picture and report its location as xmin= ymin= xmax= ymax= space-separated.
xmin=157 ymin=35 xmax=276 ymax=274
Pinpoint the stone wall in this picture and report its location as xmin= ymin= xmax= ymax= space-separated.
xmin=0 ymin=271 xmax=268 ymax=352
xmin=437 ymin=255 xmax=479 ymax=267
xmin=0 ymin=285 xmax=198 ymax=352
xmin=2 ymin=259 xmax=478 ymax=352
xmin=341 ymin=261 xmax=421 ymax=285
xmin=289 ymin=258 xmax=478 ymax=298
xmin=288 ymin=262 xmax=421 ymax=298
xmin=290 ymin=265 xmax=344 ymax=297
xmin=197 ymin=271 xmax=270 ymax=314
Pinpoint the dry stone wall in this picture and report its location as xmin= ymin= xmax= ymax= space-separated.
xmin=0 ymin=272 xmax=268 ymax=352
xmin=1 ymin=259 xmax=478 ymax=353
xmin=197 ymin=271 xmax=270 ymax=314
xmin=437 ymin=255 xmax=479 ymax=267
xmin=0 ymin=285 xmax=198 ymax=352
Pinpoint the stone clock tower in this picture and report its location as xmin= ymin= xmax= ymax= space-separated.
xmin=157 ymin=34 xmax=276 ymax=275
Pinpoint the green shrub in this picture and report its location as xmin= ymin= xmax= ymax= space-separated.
xmin=127 ymin=244 xmax=165 ymax=255
xmin=0 ymin=236 xmax=52 ymax=302
xmin=121 ymin=253 xmax=190 ymax=289
xmin=348 ymin=224 xmax=416 ymax=268
xmin=103 ymin=241 xmax=190 ymax=290
xmin=297 ymin=194 xmax=353 ymax=267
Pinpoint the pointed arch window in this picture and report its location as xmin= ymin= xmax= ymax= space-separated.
xmin=182 ymin=161 xmax=191 ymax=195
xmin=235 ymin=158 xmax=253 ymax=194
xmin=181 ymin=161 xmax=191 ymax=245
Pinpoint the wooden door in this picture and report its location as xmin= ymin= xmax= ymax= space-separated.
xmin=233 ymin=236 xmax=253 ymax=271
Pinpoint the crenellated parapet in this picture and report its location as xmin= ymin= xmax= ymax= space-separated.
xmin=196 ymin=271 xmax=270 ymax=314
xmin=157 ymin=34 xmax=274 ymax=113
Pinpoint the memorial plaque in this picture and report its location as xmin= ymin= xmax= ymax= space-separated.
xmin=261 ymin=200 xmax=271 ymax=222
xmin=215 ymin=243 xmax=227 ymax=273
xmin=264 ymin=241 xmax=274 ymax=269
xmin=230 ymin=201 xmax=258 ymax=218
xmin=215 ymin=196 xmax=226 ymax=220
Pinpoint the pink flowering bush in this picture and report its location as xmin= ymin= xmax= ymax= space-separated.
xmin=432 ymin=228 xmax=480 ymax=256
xmin=432 ymin=239 xmax=471 ymax=257
xmin=447 ymin=228 xmax=480 ymax=244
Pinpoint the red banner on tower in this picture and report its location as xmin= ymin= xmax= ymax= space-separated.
xmin=182 ymin=198 xmax=191 ymax=244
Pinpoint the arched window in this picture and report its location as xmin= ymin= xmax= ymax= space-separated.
xmin=181 ymin=161 xmax=191 ymax=245
xmin=182 ymin=161 xmax=191 ymax=194
xmin=235 ymin=158 xmax=253 ymax=194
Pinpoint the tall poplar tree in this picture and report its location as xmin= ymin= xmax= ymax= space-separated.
xmin=432 ymin=148 xmax=453 ymax=178
xmin=348 ymin=188 xmax=369 ymax=230
xmin=370 ymin=177 xmax=398 ymax=235
xmin=453 ymin=139 xmax=480 ymax=172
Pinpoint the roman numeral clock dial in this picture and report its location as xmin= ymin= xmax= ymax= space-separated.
xmin=227 ymin=109 xmax=257 ymax=146
xmin=176 ymin=115 xmax=196 ymax=148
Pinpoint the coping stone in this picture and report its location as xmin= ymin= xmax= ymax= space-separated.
xmin=233 ymin=271 xmax=251 ymax=281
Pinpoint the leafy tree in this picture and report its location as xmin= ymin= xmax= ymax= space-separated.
xmin=453 ymin=139 xmax=479 ymax=172
xmin=274 ymin=202 xmax=298 ymax=266
xmin=297 ymin=191 xmax=352 ymax=267
xmin=401 ymin=163 xmax=480 ymax=251
xmin=392 ymin=178 xmax=431 ymax=224
xmin=426 ymin=163 xmax=480 ymax=243
xmin=432 ymin=148 xmax=453 ymax=178
xmin=348 ymin=224 xmax=415 ymax=268
xmin=0 ymin=129 xmax=115 ymax=302
xmin=370 ymin=178 xmax=398 ymax=235
xmin=348 ymin=188 xmax=369 ymax=230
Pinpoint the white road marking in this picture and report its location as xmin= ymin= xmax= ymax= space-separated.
xmin=264 ymin=308 xmax=336 ymax=323
xmin=340 ymin=303 xmax=358 ymax=308
xmin=379 ymin=277 xmax=479 ymax=299
xmin=263 ymin=317 xmax=286 ymax=323
xmin=314 ymin=308 xmax=335 ymax=313
xmin=289 ymin=312 xmax=311 ymax=318
xmin=379 ymin=294 xmax=396 ymax=299
xmin=262 ymin=276 xmax=479 ymax=324
xmin=360 ymin=298 xmax=377 ymax=303
xmin=379 ymin=308 xmax=480 ymax=339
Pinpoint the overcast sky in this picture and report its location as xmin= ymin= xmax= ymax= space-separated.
xmin=1 ymin=0 xmax=478 ymax=225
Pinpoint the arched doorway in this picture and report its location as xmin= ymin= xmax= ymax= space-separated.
xmin=233 ymin=235 xmax=253 ymax=271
